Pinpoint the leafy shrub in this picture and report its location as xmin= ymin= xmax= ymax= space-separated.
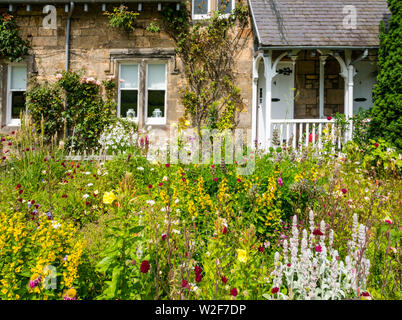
xmin=0 ymin=13 xmax=30 ymax=61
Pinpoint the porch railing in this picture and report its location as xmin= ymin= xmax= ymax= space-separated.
xmin=269 ymin=119 xmax=345 ymax=150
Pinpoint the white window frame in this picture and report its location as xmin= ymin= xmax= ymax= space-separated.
xmin=192 ymin=0 xmax=235 ymax=20
xmin=6 ymin=63 xmax=27 ymax=126
xmin=118 ymin=63 xmax=140 ymax=122
xmin=145 ymin=62 xmax=167 ymax=126
xmin=192 ymin=0 xmax=211 ymax=20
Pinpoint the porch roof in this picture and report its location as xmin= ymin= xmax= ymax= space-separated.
xmin=249 ymin=0 xmax=390 ymax=49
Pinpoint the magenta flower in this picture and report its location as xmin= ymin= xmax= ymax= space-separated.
xmin=341 ymin=188 xmax=347 ymax=194
xmin=314 ymin=244 xmax=322 ymax=253
xmin=327 ymin=116 xmax=332 ymax=121
xmin=230 ymin=288 xmax=238 ymax=297
xmin=313 ymin=228 xmax=324 ymax=236
xmin=278 ymin=177 xmax=283 ymax=187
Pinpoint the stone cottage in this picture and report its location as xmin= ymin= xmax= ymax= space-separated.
xmin=0 ymin=0 xmax=390 ymax=149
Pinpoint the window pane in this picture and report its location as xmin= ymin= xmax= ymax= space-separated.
xmin=11 ymin=66 xmax=27 ymax=90
xmin=217 ymin=0 xmax=233 ymax=13
xmin=11 ymin=91 xmax=26 ymax=119
xmin=120 ymin=65 xmax=138 ymax=89
xmin=120 ymin=90 xmax=138 ymax=118
xmin=193 ymin=0 xmax=208 ymax=14
xmin=147 ymin=90 xmax=165 ymax=118
xmin=147 ymin=64 xmax=166 ymax=90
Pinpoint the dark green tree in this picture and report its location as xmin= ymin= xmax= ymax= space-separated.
xmin=369 ymin=0 xmax=402 ymax=149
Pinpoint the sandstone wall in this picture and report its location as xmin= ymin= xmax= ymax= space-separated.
xmin=0 ymin=1 xmax=253 ymax=132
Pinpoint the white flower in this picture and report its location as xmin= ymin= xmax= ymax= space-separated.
xmin=146 ymin=200 xmax=155 ymax=206
xmin=82 ymin=194 xmax=89 ymax=199
xmin=87 ymin=183 xmax=93 ymax=187
xmin=51 ymin=221 xmax=61 ymax=229
xmin=137 ymin=167 xmax=144 ymax=171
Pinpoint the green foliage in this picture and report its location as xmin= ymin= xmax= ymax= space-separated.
xmin=146 ymin=22 xmax=160 ymax=33
xmin=369 ymin=0 xmax=402 ymax=150
xmin=352 ymin=108 xmax=372 ymax=148
xmin=0 ymin=13 xmax=30 ymax=62
xmin=104 ymin=5 xmax=139 ymax=33
xmin=26 ymin=80 xmax=64 ymax=143
xmin=27 ymin=71 xmax=117 ymax=152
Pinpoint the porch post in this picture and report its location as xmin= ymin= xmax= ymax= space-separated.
xmin=251 ymin=72 xmax=258 ymax=148
xmin=345 ymin=50 xmax=354 ymax=141
xmin=263 ymin=50 xmax=273 ymax=149
xmin=319 ymin=55 xmax=328 ymax=119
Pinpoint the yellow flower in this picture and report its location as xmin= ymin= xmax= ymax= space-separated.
xmin=66 ymin=288 xmax=77 ymax=298
xmin=237 ymin=249 xmax=248 ymax=263
xmin=103 ymin=191 xmax=116 ymax=204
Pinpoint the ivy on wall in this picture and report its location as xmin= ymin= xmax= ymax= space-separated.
xmin=0 ymin=13 xmax=30 ymax=61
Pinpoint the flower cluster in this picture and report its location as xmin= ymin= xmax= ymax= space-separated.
xmin=267 ymin=211 xmax=371 ymax=300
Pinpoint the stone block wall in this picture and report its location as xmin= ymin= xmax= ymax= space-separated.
xmin=0 ymin=1 xmax=253 ymax=133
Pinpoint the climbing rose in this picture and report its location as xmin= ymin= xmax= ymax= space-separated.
xmin=140 ymin=260 xmax=150 ymax=273
xmin=230 ymin=288 xmax=238 ymax=297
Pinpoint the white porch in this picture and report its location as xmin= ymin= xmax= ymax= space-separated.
xmin=251 ymin=48 xmax=377 ymax=150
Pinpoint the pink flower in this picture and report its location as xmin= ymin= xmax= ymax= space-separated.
xmin=374 ymin=143 xmax=379 ymax=148
xmin=341 ymin=188 xmax=347 ymax=194
xmin=165 ymin=163 xmax=170 ymax=168
xmin=236 ymin=178 xmax=241 ymax=183
xmin=214 ymin=178 xmax=218 ymax=182
xmin=314 ymin=244 xmax=322 ymax=253
xmin=277 ymin=177 xmax=283 ymax=187
xmin=327 ymin=116 xmax=332 ymax=121
xmin=55 ymin=73 xmax=63 ymax=79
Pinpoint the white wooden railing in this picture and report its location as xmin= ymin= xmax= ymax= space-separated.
xmin=269 ymin=119 xmax=345 ymax=150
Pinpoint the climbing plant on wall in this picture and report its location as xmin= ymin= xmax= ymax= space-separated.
xmin=0 ymin=13 xmax=30 ymax=61
xmin=160 ymin=3 xmax=250 ymax=137
xmin=369 ymin=0 xmax=402 ymax=150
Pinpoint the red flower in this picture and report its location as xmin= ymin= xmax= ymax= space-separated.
xmin=214 ymin=178 xmax=218 ymax=182
xmin=314 ymin=244 xmax=322 ymax=253
xmin=211 ymin=165 xmax=215 ymax=168
xmin=161 ymin=234 xmax=167 ymax=241
xmin=165 ymin=163 xmax=170 ymax=168
xmin=148 ymin=184 xmax=153 ymax=189
xmin=17 ymin=198 xmax=23 ymax=202
xmin=221 ymin=276 xmax=228 ymax=284
xmin=18 ymin=190 xmax=23 ymax=194
xmin=237 ymin=178 xmax=241 ymax=183
xmin=374 ymin=143 xmax=379 ymax=148
xmin=258 ymin=246 xmax=264 ymax=253
xmin=313 ymin=228 xmax=324 ymax=236
xmin=194 ymin=266 xmax=202 ymax=274
xmin=230 ymin=288 xmax=238 ymax=297
xmin=195 ymin=273 xmax=202 ymax=283
xmin=287 ymin=263 xmax=291 ymax=267
xmin=361 ymin=291 xmax=370 ymax=297
xmin=16 ymin=184 xmax=21 ymax=189
xmin=271 ymin=287 xmax=279 ymax=294
xmin=158 ymin=182 xmax=163 ymax=186
xmin=341 ymin=188 xmax=347 ymax=194
xmin=222 ymin=226 xmax=228 ymax=234
xmin=182 ymin=178 xmax=186 ymax=182
xmin=62 ymin=194 xmax=68 ymax=198
xmin=140 ymin=260 xmax=150 ymax=273
xmin=327 ymin=116 xmax=332 ymax=121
